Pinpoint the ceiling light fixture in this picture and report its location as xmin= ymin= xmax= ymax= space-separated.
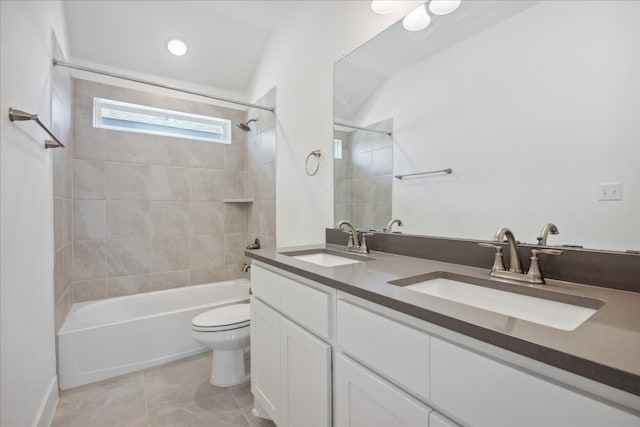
xmin=429 ymin=0 xmax=461 ymax=16
xmin=167 ymin=39 xmax=187 ymax=56
xmin=402 ymin=5 xmax=431 ymax=31
xmin=371 ymin=1 xmax=401 ymax=15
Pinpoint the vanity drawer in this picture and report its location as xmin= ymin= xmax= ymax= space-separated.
xmin=251 ymin=264 xmax=281 ymax=309
xmin=280 ymin=274 xmax=332 ymax=341
xmin=337 ymin=300 xmax=430 ymax=401
xmin=252 ymin=263 xmax=333 ymax=341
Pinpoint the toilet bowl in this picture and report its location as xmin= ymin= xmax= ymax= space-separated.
xmin=192 ymin=303 xmax=250 ymax=387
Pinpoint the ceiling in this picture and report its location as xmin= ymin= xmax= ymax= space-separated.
xmin=64 ymin=1 xmax=301 ymax=93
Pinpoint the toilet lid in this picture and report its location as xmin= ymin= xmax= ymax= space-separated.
xmin=192 ymin=303 xmax=250 ymax=332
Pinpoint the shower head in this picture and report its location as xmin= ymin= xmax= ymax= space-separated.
xmin=236 ymin=118 xmax=257 ymax=132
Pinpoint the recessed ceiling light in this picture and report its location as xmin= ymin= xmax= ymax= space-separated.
xmin=167 ymin=39 xmax=187 ymax=56
xmin=403 ymin=5 xmax=431 ymax=31
xmin=429 ymin=0 xmax=461 ymax=16
xmin=371 ymin=1 xmax=401 ymax=15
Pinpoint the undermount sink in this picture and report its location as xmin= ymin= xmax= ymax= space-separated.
xmin=281 ymin=249 xmax=372 ymax=267
xmin=390 ymin=273 xmax=603 ymax=331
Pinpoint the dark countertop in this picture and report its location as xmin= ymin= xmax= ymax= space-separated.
xmin=246 ymin=244 xmax=640 ymax=397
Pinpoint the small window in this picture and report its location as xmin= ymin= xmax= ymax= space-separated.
xmin=93 ymin=98 xmax=231 ymax=144
xmin=334 ymin=138 xmax=343 ymax=159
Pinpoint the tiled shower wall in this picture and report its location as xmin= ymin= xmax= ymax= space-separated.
xmin=70 ymin=79 xmax=260 ymax=302
xmin=333 ymin=118 xmax=393 ymax=230
xmin=246 ymin=89 xmax=277 ymax=251
xmin=52 ymin=34 xmax=74 ymax=330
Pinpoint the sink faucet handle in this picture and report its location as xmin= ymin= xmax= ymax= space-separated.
xmin=478 ymin=242 xmax=506 ymax=273
xmin=359 ymin=232 xmax=374 ymax=254
xmin=528 ymin=249 xmax=563 ymax=283
xmin=537 ymin=248 xmax=563 ymax=256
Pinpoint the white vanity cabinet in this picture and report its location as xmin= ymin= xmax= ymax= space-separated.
xmin=251 ymin=263 xmax=333 ymax=427
xmin=251 ymin=261 xmax=639 ymax=427
xmin=336 ymin=294 xmax=639 ymax=427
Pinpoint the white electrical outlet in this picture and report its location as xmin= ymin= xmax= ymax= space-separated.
xmin=598 ymin=182 xmax=622 ymax=201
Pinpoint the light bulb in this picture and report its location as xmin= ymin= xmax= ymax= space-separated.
xmin=371 ymin=1 xmax=401 ymax=14
xmin=429 ymin=0 xmax=461 ymax=16
xmin=402 ymin=5 xmax=431 ymax=31
xmin=167 ymin=39 xmax=187 ymax=56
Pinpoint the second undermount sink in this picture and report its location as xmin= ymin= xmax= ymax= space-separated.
xmin=390 ymin=273 xmax=603 ymax=331
xmin=281 ymin=249 xmax=372 ymax=267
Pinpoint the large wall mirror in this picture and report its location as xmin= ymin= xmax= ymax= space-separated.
xmin=334 ymin=0 xmax=639 ymax=252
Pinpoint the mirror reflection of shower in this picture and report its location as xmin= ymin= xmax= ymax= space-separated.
xmin=333 ymin=118 xmax=393 ymax=231
xmin=236 ymin=118 xmax=257 ymax=131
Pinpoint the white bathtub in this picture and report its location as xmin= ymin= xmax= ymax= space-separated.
xmin=58 ymin=279 xmax=250 ymax=390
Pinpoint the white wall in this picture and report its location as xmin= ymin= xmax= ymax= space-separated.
xmin=248 ymin=1 xmax=424 ymax=247
xmin=352 ymin=1 xmax=640 ymax=251
xmin=1 ymin=2 xmax=69 ymax=426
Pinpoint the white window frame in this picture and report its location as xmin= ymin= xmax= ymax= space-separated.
xmin=93 ymin=97 xmax=231 ymax=144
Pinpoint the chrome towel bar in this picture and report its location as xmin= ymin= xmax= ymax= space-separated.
xmin=8 ymin=108 xmax=65 ymax=149
xmin=394 ymin=168 xmax=452 ymax=180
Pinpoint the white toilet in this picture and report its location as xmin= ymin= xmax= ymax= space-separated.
xmin=191 ymin=303 xmax=251 ymax=387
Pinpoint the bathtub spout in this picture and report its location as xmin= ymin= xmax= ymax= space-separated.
xmin=241 ymin=263 xmax=251 ymax=272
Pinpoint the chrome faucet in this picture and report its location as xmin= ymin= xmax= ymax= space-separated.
xmin=494 ymin=227 xmax=523 ymax=273
xmin=385 ymin=219 xmax=403 ymax=233
xmin=335 ymin=220 xmax=372 ymax=254
xmin=479 ymin=227 xmax=562 ymax=284
xmin=537 ymin=223 xmax=559 ymax=245
xmin=336 ymin=220 xmax=360 ymax=248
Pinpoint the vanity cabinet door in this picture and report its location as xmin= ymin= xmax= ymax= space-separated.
xmin=335 ymin=354 xmax=431 ymax=427
xmin=280 ymin=317 xmax=331 ymax=427
xmin=251 ymin=298 xmax=281 ymax=425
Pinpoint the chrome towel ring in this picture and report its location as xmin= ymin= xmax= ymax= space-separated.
xmin=305 ymin=150 xmax=321 ymax=176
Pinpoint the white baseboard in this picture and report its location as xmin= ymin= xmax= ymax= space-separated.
xmin=34 ymin=376 xmax=58 ymax=427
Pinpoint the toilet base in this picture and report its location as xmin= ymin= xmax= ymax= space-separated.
xmin=210 ymin=348 xmax=250 ymax=387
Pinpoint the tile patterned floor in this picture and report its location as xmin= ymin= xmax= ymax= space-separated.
xmin=52 ymin=353 xmax=276 ymax=427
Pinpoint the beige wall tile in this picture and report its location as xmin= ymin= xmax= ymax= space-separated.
xmin=148 ymin=137 xmax=189 ymax=166
xmin=107 ymin=200 xmax=150 ymax=238
xmin=189 ymin=140 xmax=224 ymax=169
xmin=54 ymin=197 xmax=72 ymax=250
xmin=73 ymin=240 xmax=106 ymax=281
xmin=72 ymin=279 xmax=107 ymax=302
xmin=188 ymin=169 xmax=223 ymax=201
xmin=190 ymin=201 xmax=224 ymax=234
xmin=151 ymin=270 xmax=190 ymax=291
xmin=107 ymin=274 xmax=151 ymax=298
xmin=107 ymin=162 xmax=150 ymax=200
xmin=74 ymin=200 xmax=106 ymax=240
xmin=54 ymin=288 xmax=72 ymax=333
xmin=73 ymin=79 xmax=106 ymax=120
xmin=74 ymin=159 xmax=105 ymax=199
xmin=372 ymin=146 xmax=393 ymax=176
xmin=190 ymin=267 xmax=226 ymax=286
xmin=223 ymin=204 xmax=247 ymax=233
xmin=260 ymin=127 xmax=276 ymax=165
xmin=54 ymin=243 xmax=72 ymax=302
xmin=150 ymin=201 xmax=189 ymax=236
xmin=223 ymin=171 xmax=245 ymax=200
xmin=106 ymin=130 xmax=150 ymax=164
xmin=73 ymin=118 xmax=105 ymax=160
xmin=151 ymin=236 xmax=190 ymax=273
xmin=224 ymin=233 xmax=247 ymax=265
xmin=107 ymin=238 xmax=150 ymax=277
xmin=53 ymin=148 xmax=73 ymax=198
xmin=190 ymin=234 xmax=224 ymax=269
xmin=149 ymin=165 xmax=188 ymax=201
xmin=224 ymin=139 xmax=245 ymax=171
